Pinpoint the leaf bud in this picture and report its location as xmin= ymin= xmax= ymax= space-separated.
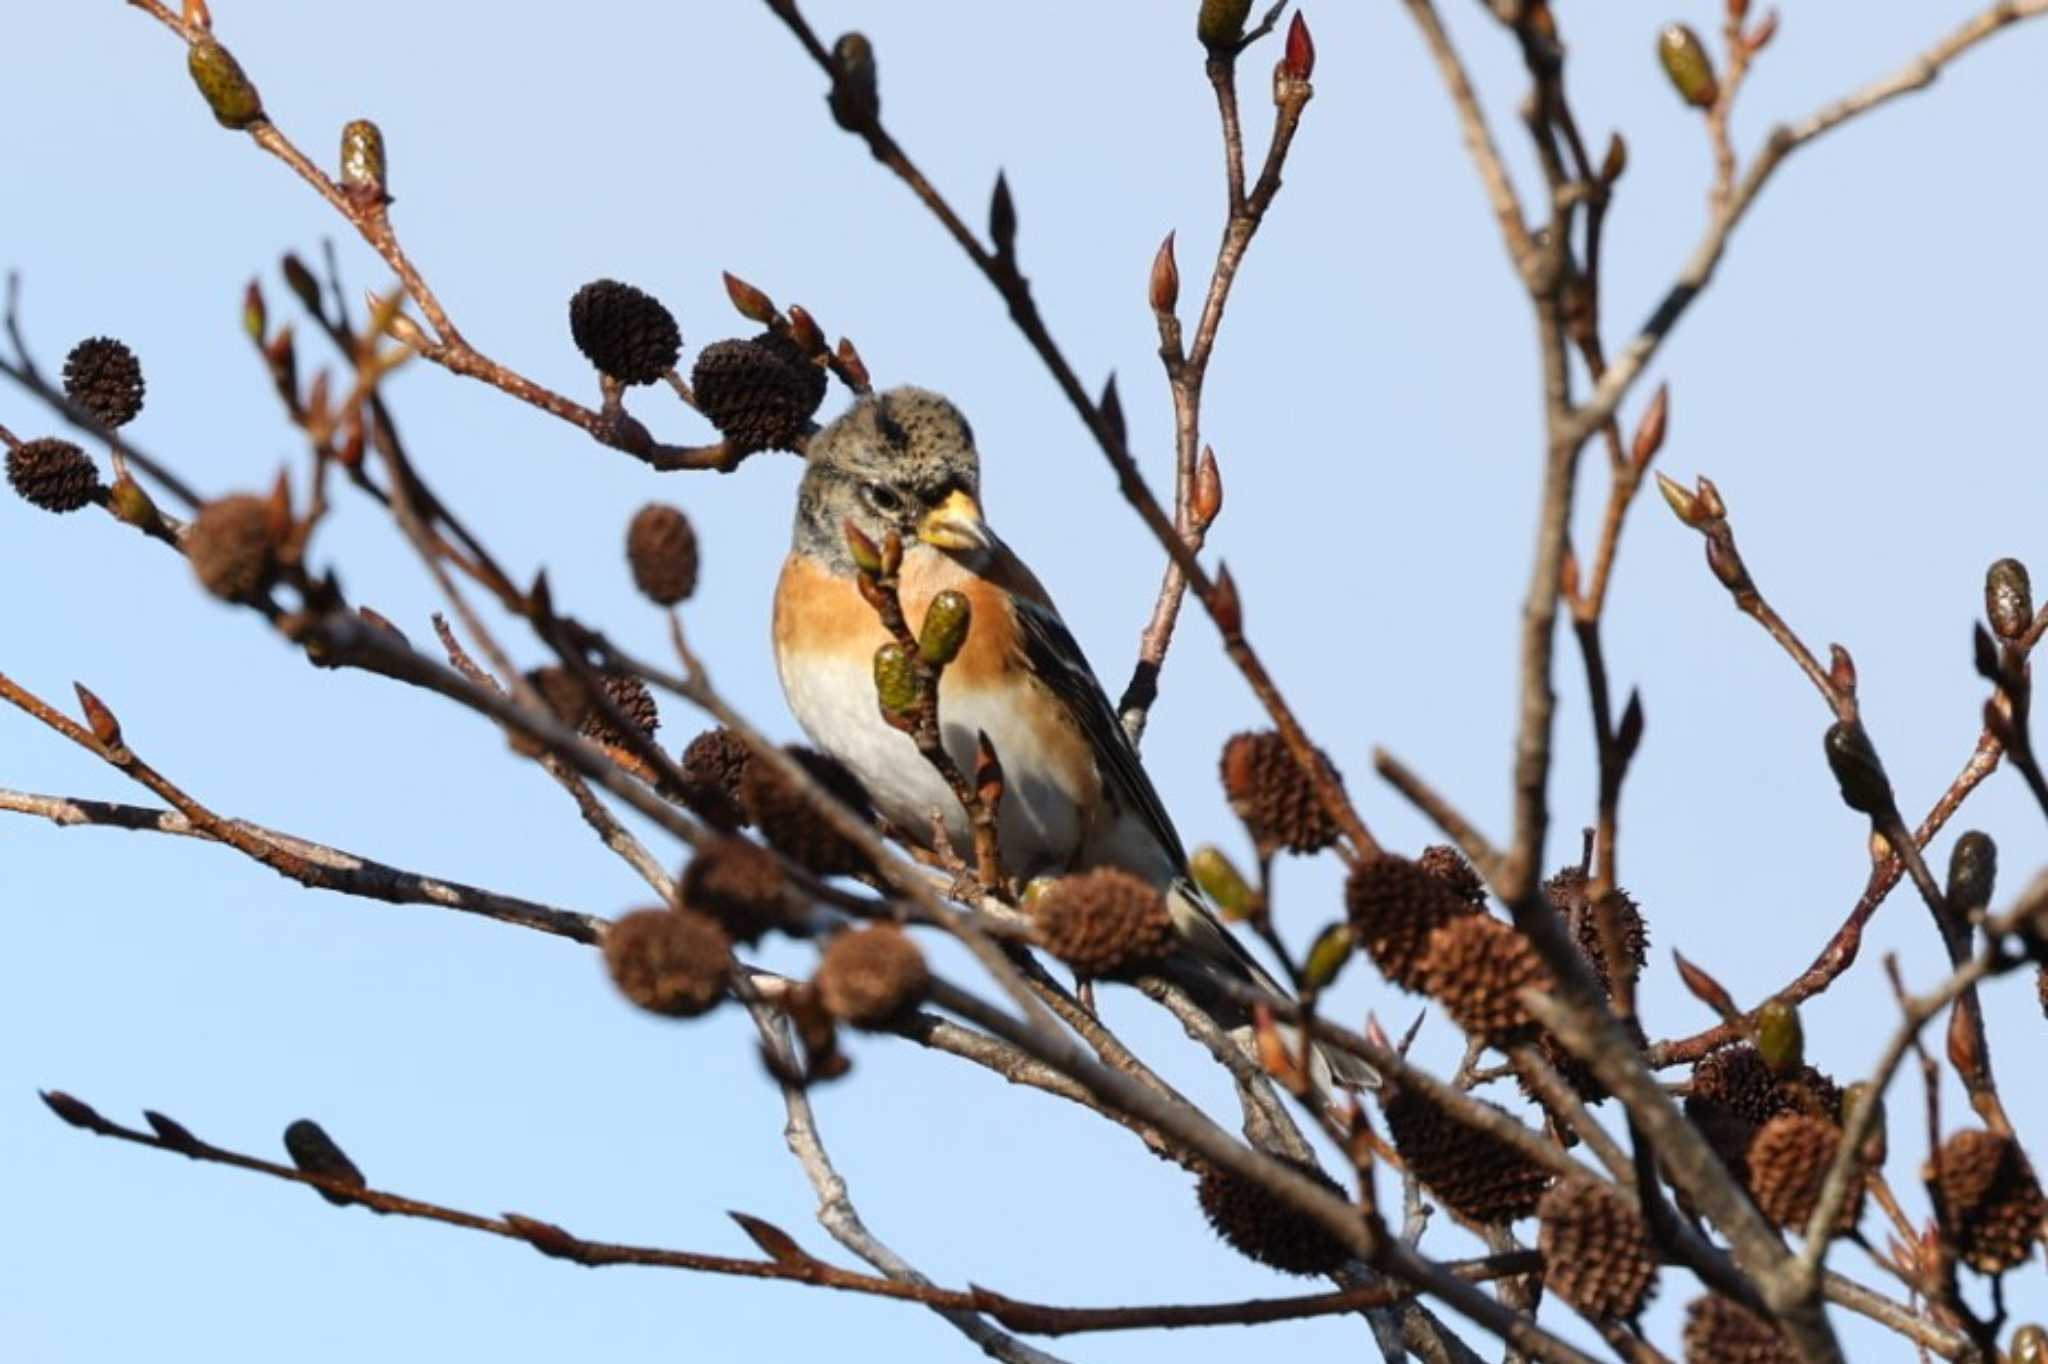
xmin=1150 ymin=231 xmax=1180 ymax=315
xmin=722 ymin=271 xmax=778 ymax=325
xmin=871 ymin=642 xmax=922 ymax=719
xmin=1753 ymin=998 xmax=1803 ymax=1075
xmin=1282 ymin=12 xmax=1315 ymax=82
xmin=917 ymin=590 xmax=972 ymax=668
xmin=1985 ymin=558 xmax=2032 ymax=642
xmin=339 ymin=118 xmax=389 ymax=206
xmin=1946 ymin=831 xmax=1997 ymax=919
xmin=988 ymin=172 xmax=1017 ymax=259
xmin=1656 ymin=24 xmax=1718 ymax=109
xmin=187 ymin=38 xmax=263 ymax=129
xmin=828 ymin=32 xmax=879 ymax=131
xmin=1190 ymin=844 xmax=1259 ymax=921
xmin=1197 ymin=0 xmax=1254 ymax=51
xmin=1303 ymin=922 xmax=1355 ymax=993
xmin=1823 ymin=720 xmax=1894 ymax=819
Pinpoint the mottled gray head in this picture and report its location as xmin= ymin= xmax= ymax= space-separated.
xmin=792 ymin=386 xmax=988 ymax=571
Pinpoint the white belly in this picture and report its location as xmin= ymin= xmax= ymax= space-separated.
xmin=776 ymin=650 xmax=1083 ymax=878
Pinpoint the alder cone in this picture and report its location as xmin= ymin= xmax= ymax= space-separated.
xmin=1682 ymin=1043 xmax=1842 ymax=1195
xmin=814 ymin=924 xmax=928 ymax=1027
xmin=1682 ymin=1294 xmax=1795 ymax=1364
xmin=1544 ymin=865 xmax=1649 ymax=987
xmin=603 ymin=908 xmax=729 ymax=1018
xmin=1747 ymin=1114 xmax=1862 ymax=1235
xmin=1219 ymin=729 xmax=1343 ymax=855
xmin=1032 ymin=868 xmax=1175 ymax=978
xmin=187 ymin=494 xmax=279 ymax=600
xmin=1345 ymin=853 xmax=1482 ymax=990
xmin=7 ymin=437 xmax=102 ymax=513
xmin=681 ymin=836 xmax=788 ymax=944
xmin=1196 ymin=1156 xmax=1351 ymax=1276
xmin=1929 ymin=1128 xmax=2047 ymax=1273
xmin=626 ymin=502 xmax=698 ymax=605
xmin=677 ymin=727 xmax=753 ymax=829
xmin=568 ymin=279 xmax=680 ymax=385
xmin=1537 ymin=1176 xmax=1658 ymax=1320
xmin=739 ymin=746 xmax=874 ymax=877
xmin=692 ymin=332 xmax=826 ymax=453
xmin=1418 ymin=843 xmax=1488 ymax=905
xmin=1382 ymin=1083 xmax=1552 ymax=1226
xmin=62 ymin=336 xmax=146 ymax=428
xmin=1416 ymin=914 xmax=1552 ymax=1047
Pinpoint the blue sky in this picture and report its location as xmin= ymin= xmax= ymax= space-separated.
xmin=4 ymin=2 xmax=2045 ymax=1359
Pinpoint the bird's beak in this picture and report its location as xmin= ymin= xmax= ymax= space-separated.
xmin=917 ymin=489 xmax=992 ymax=552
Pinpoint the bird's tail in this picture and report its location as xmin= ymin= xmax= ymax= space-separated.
xmin=1158 ymin=878 xmax=1379 ymax=1105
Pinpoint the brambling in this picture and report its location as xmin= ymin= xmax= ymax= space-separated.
xmin=773 ymin=387 xmax=1372 ymax=1094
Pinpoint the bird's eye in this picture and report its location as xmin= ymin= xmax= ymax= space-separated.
xmin=861 ymin=482 xmax=904 ymax=514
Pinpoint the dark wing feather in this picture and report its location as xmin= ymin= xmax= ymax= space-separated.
xmin=1012 ymin=599 xmax=1188 ymax=869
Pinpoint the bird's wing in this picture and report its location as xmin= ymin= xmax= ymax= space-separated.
xmin=1010 ymin=596 xmax=1188 ymax=870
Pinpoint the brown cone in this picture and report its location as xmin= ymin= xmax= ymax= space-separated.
xmin=1382 ymin=1083 xmax=1552 ymax=1225
xmin=1419 ymin=843 xmax=1488 ymax=905
xmin=1929 ymin=1128 xmax=2047 ymax=1273
xmin=1537 ymin=1176 xmax=1658 ymax=1320
xmin=677 ymin=727 xmax=752 ymax=829
xmin=568 ymin=279 xmax=680 ymax=385
xmin=1032 ymin=868 xmax=1176 ymax=978
xmin=626 ymin=502 xmax=698 ymax=605
xmin=815 ymin=924 xmax=928 ymax=1027
xmin=1196 ymin=1156 xmax=1352 ymax=1276
xmin=527 ymin=668 xmax=658 ymax=749
xmin=1682 ymin=1294 xmax=1796 ymax=1364
xmin=1345 ymin=853 xmax=1483 ymax=990
xmin=1544 ymin=866 xmax=1649 ymax=988
xmin=7 ymin=437 xmax=102 ymax=513
xmin=1748 ymin=1114 xmax=1861 ymax=1235
xmin=62 ymin=336 xmax=147 ymax=428
xmin=739 ymin=746 xmax=874 ymax=877
xmin=1683 ymin=1042 xmax=1842 ymax=1195
xmin=681 ymin=836 xmax=789 ymax=944
xmin=603 ymin=908 xmax=729 ymax=1018
xmin=692 ymin=333 xmax=826 ymax=453
xmin=187 ymin=495 xmax=279 ymax=600
xmin=1219 ymin=730 xmax=1343 ymax=856
xmin=1416 ymin=914 xmax=1553 ymax=1047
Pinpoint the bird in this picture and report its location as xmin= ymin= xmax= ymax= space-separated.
xmin=772 ymin=386 xmax=1373 ymax=1097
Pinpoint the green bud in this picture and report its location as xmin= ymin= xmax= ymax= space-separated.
xmin=108 ymin=475 xmax=162 ymax=532
xmin=339 ymin=119 xmax=388 ymax=204
xmin=1302 ymin=922 xmax=1354 ymax=993
xmin=1189 ymin=844 xmax=1258 ymax=921
xmin=917 ymin=590 xmax=972 ymax=668
xmin=1197 ymin=0 xmax=1254 ymax=50
xmin=1823 ymin=720 xmax=1893 ymax=818
xmin=2012 ymin=1324 xmax=2048 ymax=1364
xmin=872 ymin=642 xmax=922 ymax=717
xmin=1986 ymin=558 xmax=2033 ymax=642
xmin=187 ymin=39 xmax=263 ymax=129
xmin=828 ymin=33 xmax=879 ymax=131
xmin=1754 ymin=999 xmax=1803 ymax=1075
xmin=1946 ymin=831 xmax=1997 ymax=918
xmin=1656 ymin=24 xmax=1719 ymax=110
xmin=843 ymin=519 xmax=883 ymax=576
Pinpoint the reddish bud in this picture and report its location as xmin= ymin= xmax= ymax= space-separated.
xmin=73 ymin=683 xmax=122 ymax=748
xmin=1560 ymin=546 xmax=1582 ymax=604
xmin=1283 ymin=12 xmax=1315 ymax=81
xmin=1600 ymin=132 xmax=1628 ymax=185
xmin=785 ymin=305 xmax=827 ymax=359
xmin=1673 ymin=949 xmax=1739 ymax=1021
xmin=1694 ymin=475 xmax=1727 ymax=521
xmin=1210 ymin=563 xmax=1242 ymax=638
xmin=843 ymin=519 xmax=882 ymax=575
xmin=143 ymin=1110 xmax=201 ymax=1151
xmin=730 ymin=1211 xmax=811 ymax=1267
xmin=1193 ymin=447 xmax=1223 ymax=528
xmin=40 ymin=1090 xmax=108 ymax=1131
xmin=242 ymin=280 xmax=266 ymax=343
xmin=1150 ymin=231 xmax=1180 ymax=315
xmin=1631 ymin=384 xmax=1669 ymax=468
xmin=975 ymin=730 xmax=1005 ymax=810
xmin=1727 ymin=0 xmax=1750 ymax=22
xmin=183 ymin=0 xmax=212 ymax=29
xmin=1654 ymin=473 xmax=1706 ymax=528
xmin=1945 ymin=1000 xmax=1984 ymax=1086
xmin=834 ymin=337 xmax=871 ymax=393
xmin=503 ymin=1213 xmax=587 ymax=1262
xmin=1616 ymin=689 xmax=1645 ymax=765
xmin=1828 ymin=644 xmax=1858 ymax=698
xmin=880 ymin=529 xmax=903 ymax=578
xmin=722 ymin=271 xmax=777 ymax=325
xmin=1747 ymin=9 xmax=1779 ymax=52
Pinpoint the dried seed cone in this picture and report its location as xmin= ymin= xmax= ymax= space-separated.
xmin=1032 ymin=868 xmax=1176 ymax=978
xmin=186 ymin=494 xmax=279 ymax=600
xmin=1545 ymin=866 xmax=1649 ymax=987
xmin=1682 ymin=1294 xmax=1795 ymax=1364
xmin=1417 ymin=914 xmax=1553 ymax=1047
xmin=62 ymin=337 xmax=146 ymax=428
xmin=568 ymin=279 xmax=680 ymax=385
xmin=738 ymin=746 xmax=874 ymax=877
xmin=682 ymin=836 xmax=789 ymax=945
xmin=1683 ymin=1043 xmax=1842 ymax=1197
xmin=691 ymin=333 xmax=826 ymax=453
xmin=677 ymin=727 xmax=752 ymax=830
xmin=1748 ymin=1114 xmax=1861 ymax=1235
xmin=1382 ymin=1084 xmax=1552 ymax=1225
xmin=1345 ymin=854 xmax=1482 ymax=990
xmin=1196 ymin=1156 xmax=1351 ymax=1276
xmin=1219 ymin=730 xmax=1343 ymax=855
xmin=1930 ymin=1128 xmax=2047 ymax=1273
xmin=1537 ymin=1176 xmax=1658 ymax=1320
xmin=528 ymin=668 xmax=658 ymax=748
xmin=815 ymin=924 xmax=927 ymax=1027
xmin=6 ymin=437 xmax=101 ymax=513
xmin=603 ymin=908 xmax=729 ymax=1018
xmin=1419 ymin=843 xmax=1488 ymax=905
xmin=626 ymin=503 xmax=699 ymax=605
